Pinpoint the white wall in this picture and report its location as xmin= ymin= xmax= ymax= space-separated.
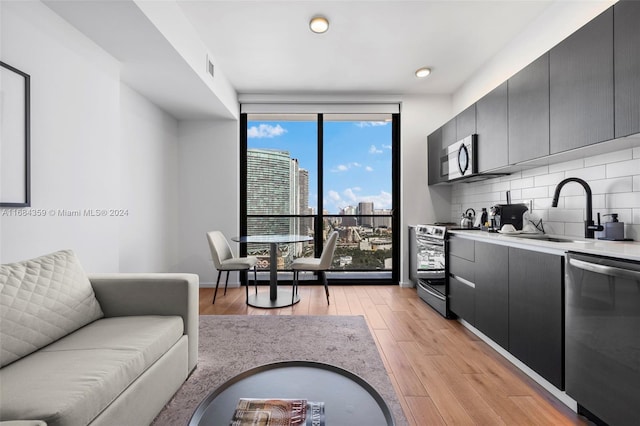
xmin=176 ymin=119 xmax=239 ymax=284
xmin=451 ymin=146 xmax=640 ymax=240
xmin=0 ymin=1 xmax=184 ymax=274
xmin=0 ymin=0 xmax=120 ymax=270
xmin=400 ymin=95 xmax=452 ymax=285
xmin=119 ymin=84 xmax=179 ymax=272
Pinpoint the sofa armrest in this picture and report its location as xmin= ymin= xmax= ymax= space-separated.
xmin=88 ymin=273 xmax=199 ymax=372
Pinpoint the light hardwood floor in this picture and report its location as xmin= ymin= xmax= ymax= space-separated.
xmin=199 ymin=285 xmax=586 ymax=426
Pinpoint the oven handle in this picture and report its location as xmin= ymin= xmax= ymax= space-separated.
xmin=569 ymin=258 xmax=640 ymax=281
xmin=419 ymin=282 xmax=446 ymax=301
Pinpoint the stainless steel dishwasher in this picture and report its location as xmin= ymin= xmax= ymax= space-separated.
xmin=566 ymin=252 xmax=640 ymax=425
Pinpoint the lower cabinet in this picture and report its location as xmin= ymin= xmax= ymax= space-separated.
xmin=447 ymin=237 xmax=564 ymax=389
xmin=508 ymin=247 xmax=564 ymax=390
xmin=449 ymin=236 xmax=476 ymax=325
xmin=475 ymin=242 xmax=509 ymax=349
xmin=449 ymin=275 xmax=475 ymax=325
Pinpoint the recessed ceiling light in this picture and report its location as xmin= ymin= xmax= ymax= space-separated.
xmin=415 ymin=67 xmax=432 ymax=78
xmin=309 ymin=16 xmax=329 ymax=34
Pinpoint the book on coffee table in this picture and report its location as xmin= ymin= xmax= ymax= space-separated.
xmin=230 ymin=398 xmax=325 ymax=426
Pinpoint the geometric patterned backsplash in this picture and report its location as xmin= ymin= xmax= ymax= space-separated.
xmin=451 ymin=146 xmax=640 ymax=240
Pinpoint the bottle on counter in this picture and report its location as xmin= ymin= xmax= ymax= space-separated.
xmin=480 ymin=208 xmax=489 ymax=230
xmin=602 ymin=213 xmax=625 ymax=241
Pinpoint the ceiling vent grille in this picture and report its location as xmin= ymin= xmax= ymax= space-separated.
xmin=206 ymin=55 xmax=214 ymax=78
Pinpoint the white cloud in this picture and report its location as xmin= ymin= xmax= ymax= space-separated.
xmin=382 ymin=144 xmax=392 ymax=150
xmin=359 ymin=191 xmax=393 ymax=210
xmin=352 ymin=187 xmax=362 ymax=191
xmin=328 ymin=190 xmax=341 ymax=201
xmin=331 ymin=162 xmax=361 ymax=172
xmin=365 ymin=166 xmax=374 ymax=172
xmin=343 ymin=188 xmax=358 ymax=202
xmin=369 ymin=145 xmax=383 ymax=154
xmin=355 ymin=121 xmax=389 ymax=128
xmin=247 ymin=124 xmax=287 ymax=138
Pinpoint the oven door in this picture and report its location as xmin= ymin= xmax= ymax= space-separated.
xmin=415 ymin=235 xmax=445 ymax=279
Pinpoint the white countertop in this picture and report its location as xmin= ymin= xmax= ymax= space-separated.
xmin=448 ymin=229 xmax=640 ymax=262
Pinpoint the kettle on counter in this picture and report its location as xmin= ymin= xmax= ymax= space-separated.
xmin=460 ymin=208 xmax=476 ymax=229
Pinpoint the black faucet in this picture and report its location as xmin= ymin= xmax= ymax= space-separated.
xmin=551 ymin=177 xmax=603 ymax=239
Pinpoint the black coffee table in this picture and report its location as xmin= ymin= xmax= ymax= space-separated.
xmin=189 ymin=361 xmax=395 ymax=426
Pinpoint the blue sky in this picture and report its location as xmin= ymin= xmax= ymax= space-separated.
xmin=247 ymin=119 xmax=392 ymax=214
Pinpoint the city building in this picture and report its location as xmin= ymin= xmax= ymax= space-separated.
xmin=357 ymin=202 xmax=374 ymax=227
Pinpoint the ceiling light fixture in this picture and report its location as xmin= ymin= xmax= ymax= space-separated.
xmin=415 ymin=67 xmax=432 ymax=78
xmin=309 ymin=16 xmax=329 ymax=34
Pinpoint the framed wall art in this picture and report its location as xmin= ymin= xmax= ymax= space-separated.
xmin=1 ymin=61 xmax=31 ymax=207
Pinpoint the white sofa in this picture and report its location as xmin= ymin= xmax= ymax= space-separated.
xmin=0 ymin=250 xmax=198 ymax=426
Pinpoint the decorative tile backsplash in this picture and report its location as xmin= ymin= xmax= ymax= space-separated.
xmin=451 ymin=146 xmax=640 ymax=240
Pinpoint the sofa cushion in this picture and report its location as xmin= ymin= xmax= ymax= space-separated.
xmin=0 ymin=316 xmax=184 ymax=426
xmin=0 ymin=250 xmax=103 ymax=367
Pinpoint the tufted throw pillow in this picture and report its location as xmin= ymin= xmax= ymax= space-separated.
xmin=0 ymin=249 xmax=104 ymax=367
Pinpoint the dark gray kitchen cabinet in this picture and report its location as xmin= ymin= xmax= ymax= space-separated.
xmin=614 ymin=0 xmax=640 ymax=138
xmin=449 ymin=276 xmax=475 ymax=325
xmin=442 ymin=117 xmax=457 ymax=147
xmin=428 ymin=127 xmax=445 ymax=185
xmin=449 ymin=235 xmax=474 ymax=262
xmin=456 ymin=104 xmax=476 ymax=139
xmin=448 ymin=236 xmax=475 ymax=324
xmin=474 ymin=242 xmax=509 ymax=349
xmin=550 ymin=8 xmax=614 ymax=154
xmin=508 ymin=248 xmax=564 ymax=389
xmin=508 ymin=53 xmax=550 ymax=164
xmin=476 ymin=82 xmax=508 ymax=172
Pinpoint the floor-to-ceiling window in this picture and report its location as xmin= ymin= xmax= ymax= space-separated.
xmin=240 ymin=107 xmax=400 ymax=284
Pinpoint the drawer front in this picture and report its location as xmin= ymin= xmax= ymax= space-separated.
xmin=449 ymin=275 xmax=475 ymax=324
xmin=449 ymin=255 xmax=475 ymax=282
xmin=449 ymin=236 xmax=475 ymax=261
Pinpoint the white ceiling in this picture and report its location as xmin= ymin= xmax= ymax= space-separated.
xmin=176 ymin=0 xmax=554 ymax=96
xmin=43 ymin=0 xmax=614 ymax=119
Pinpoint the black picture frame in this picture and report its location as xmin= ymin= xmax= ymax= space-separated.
xmin=0 ymin=61 xmax=30 ymax=207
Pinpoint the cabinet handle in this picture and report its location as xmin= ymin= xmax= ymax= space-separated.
xmin=451 ymin=274 xmax=476 ymax=288
xmin=569 ymin=258 xmax=640 ymax=281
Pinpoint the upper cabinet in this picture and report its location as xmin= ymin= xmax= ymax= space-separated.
xmin=508 ymin=53 xmax=550 ymax=164
xmin=614 ymin=1 xmax=640 ymax=138
xmin=456 ymin=104 xmax=476 ymax=139
xmin=427 ymin=127 xmax=445 ymax=185
xmin=427 ymin=2 xmax=639 ymax=186
xmin=549 ymin=8 xmax=614 ymax=154
xmin=476 ymin=82 xmax=508 ymax=172
xmin=442 ymin=117 xmax=457 ymax=147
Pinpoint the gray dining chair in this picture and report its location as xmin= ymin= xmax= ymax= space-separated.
xmin=206 ymin=231 xmax=258 ymax=304
xmin=291 ymin=231 xmax=339 ymax=305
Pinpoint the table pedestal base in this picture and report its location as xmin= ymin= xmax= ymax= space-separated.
xmin=247 ymin=289 xmax=300 ymax=309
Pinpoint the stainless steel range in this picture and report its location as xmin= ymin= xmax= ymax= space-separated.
xmin=409 ymin=224 xmax=449 ymax=318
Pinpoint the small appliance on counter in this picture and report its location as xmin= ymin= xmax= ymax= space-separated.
xmin=598 ymin=213 xmax=633 ymax=241
xmin=460 ymin=208 xmax=476 ymax=229
xmin=489 ymin=203 xmax=529 ymax=231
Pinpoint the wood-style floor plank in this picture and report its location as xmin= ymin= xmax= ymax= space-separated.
xmin=199 ymin=285 xmax=586 ymax=425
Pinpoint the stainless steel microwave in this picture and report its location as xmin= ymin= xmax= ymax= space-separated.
xmin=447 ymin=134 xmax=477 ymax=181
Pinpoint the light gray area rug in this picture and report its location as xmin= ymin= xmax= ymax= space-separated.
xmin=152 ymin=315 xmax=408 ymax=425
